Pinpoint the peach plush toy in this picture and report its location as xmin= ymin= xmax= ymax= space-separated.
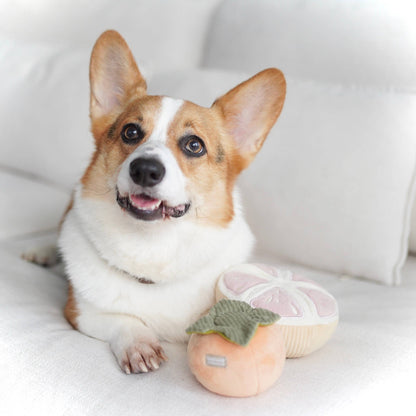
xmin=186 ymin=299 xmax=286 ymax=397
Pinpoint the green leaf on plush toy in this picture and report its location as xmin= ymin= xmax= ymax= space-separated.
xmin=186 ymin=299 xmax=280 ymax=346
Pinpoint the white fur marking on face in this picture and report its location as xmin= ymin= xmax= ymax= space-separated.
xmin=148 ymin=97 xmax=183 ymax=145
xmin=116 ymin=97 xmax=187 ymax=206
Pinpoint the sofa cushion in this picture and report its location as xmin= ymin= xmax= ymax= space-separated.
xmin=0 ymin=245 xmax=415 ymax=415
xmin=0 ymin=0 xmax=221 ymax=72
xmin=409 ymin=203 xmax=416 ymax=254
xmin=0 ymin=38 xmax=93 ymax=188
xmin=0 ymin=169 xmax=70 ymax=241
xmin=203 ymin=0 xmax=416 ymax=90
xmin=149 ymin=69 xmax=416 ymax=285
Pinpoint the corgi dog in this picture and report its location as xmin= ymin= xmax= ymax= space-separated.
xmin=50 ymin=30 xmax=286 ymax=374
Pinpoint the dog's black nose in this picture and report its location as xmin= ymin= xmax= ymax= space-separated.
xmin=129 ymin=158 xmax=166 ymax=187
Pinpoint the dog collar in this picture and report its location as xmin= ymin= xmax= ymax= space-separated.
xmin=114 ymin=264 xmax=155 ymax=285
xmin=136 ymin=277 xmax=155 ymax=284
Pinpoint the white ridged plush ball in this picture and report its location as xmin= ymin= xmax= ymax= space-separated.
xmin=216 ymin=264 xmax=339 ymax=357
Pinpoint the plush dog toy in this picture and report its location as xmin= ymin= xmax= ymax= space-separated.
xmin=186 ymin=299 xmax=286 ymax=397
xmin=216 ymin=264 xmax=339 ymax=358
xmin=186 ymin=264 xmax=339 ymax=397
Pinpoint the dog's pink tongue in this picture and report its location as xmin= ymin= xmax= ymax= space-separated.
xmin=130 ymin=194 xmax=160 ymax=209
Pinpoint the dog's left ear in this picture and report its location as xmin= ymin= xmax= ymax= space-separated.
xmin=212 ymin=68 xmax=286 ymax=171
xmin=89 ymin=30 xmax=147 ymax=124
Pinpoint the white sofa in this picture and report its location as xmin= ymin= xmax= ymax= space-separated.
xmin=1 ymin=1 xmax=416 ymax=415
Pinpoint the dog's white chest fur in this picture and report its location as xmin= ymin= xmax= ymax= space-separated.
xmin=59 ymin=186 xmax=254 ymax=342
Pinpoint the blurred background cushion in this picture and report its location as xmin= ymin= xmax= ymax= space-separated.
xmin=149 ymin=69 xmax=416 ymax=285
xmin=409 ymin=205 xmax=416 ymax=254
xmin=203 ymin=0 xmax=416 ymax=90
xmin=0 ymin=0 xmax=222 ymax=72
xmin=0 ymin=37 xmax=92 ymax=189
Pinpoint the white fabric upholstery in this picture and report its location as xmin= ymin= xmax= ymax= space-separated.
xmin=0 ymin=0 xmax=221 ymax=71
xmin=0 ymin=38 xmax=93 ymax=188
xmin=409 ymin=204 xmax=416 ymax=253
xmin=0 ymin=244 xmax=415 ymax=416
xmin=150 ymin=69 xmax=416 ymax=285
xmin=0 ymin=169 xmax=69 ymax=240
xmin=203 ymin=0 xmax=416 ymax=90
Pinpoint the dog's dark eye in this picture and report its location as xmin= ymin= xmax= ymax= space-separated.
xmin=121 ymin=123 xmax=144 ymax=144
xmin=181 ymin=135 xmax=206 ymax=157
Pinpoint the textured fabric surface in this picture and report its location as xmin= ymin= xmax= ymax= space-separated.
xmin=0 ymin=169 xmax=69 ymax=240
xmin=149 ymin=69 xmax=416 ymax=285
xmin=0 ymin=244 xmax=415 ymax=416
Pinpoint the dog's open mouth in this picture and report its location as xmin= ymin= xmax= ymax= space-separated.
xmin=116 ymin=189 xmax=190 ymax=221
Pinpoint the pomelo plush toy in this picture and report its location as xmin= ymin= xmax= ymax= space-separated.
xmin=216 ymin=264 xmax=339 ymax=358
xmin=186 ymin=299 xmax=286 ymax=397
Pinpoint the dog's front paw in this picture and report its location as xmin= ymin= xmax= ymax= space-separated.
xmin=21 ymin=244 xmax=60 ymax=267
xmin=111 ymin=332 xmax=168 ymax=374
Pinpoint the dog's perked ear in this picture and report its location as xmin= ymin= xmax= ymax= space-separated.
xmin=89 ymin=30 xmax=146 ymax=130
xmin=212 ymin=68 xmax=286 ymax=171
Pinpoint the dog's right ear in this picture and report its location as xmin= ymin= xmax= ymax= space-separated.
xmin=89 ymin=30 xmax=146 ymax=125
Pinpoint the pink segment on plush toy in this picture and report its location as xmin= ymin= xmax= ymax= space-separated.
xmin=253 ymin=263 xmax=281 ymax=277
xmin=251 ymin=288 xmax=303 ymax=317
xmin=299 ymin=288 xmax=337 ymax=317
xmin=223 ymin=272 xmax=268 ymax=295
